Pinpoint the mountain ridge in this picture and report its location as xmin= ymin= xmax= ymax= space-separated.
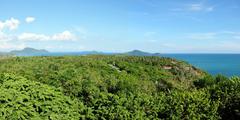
xmin=1 ymin=48 xmax=161 ymax=57
xmin=124 ymin=50 xmax=161 ymax=56
xmin=9 ymin=47 xmax=49 ymax=56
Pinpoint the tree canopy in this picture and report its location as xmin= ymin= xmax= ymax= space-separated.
xmin=0 ymin=55 xmax=239 ymax=119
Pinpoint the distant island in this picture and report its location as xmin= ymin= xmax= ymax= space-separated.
xmin=9 ymin=47 xmax=49 ymax=56
xmin=124 ymin=50 xmax=161 ymax=56
xmin=0 ymin=47 xmax=161 ymax=57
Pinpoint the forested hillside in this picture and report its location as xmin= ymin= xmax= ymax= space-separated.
xmin=0 ymin=55 xmax=239 ymax=119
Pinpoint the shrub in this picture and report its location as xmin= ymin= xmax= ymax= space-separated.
xmin=0 ymin=74 xmax=86 ymax=120
xmin=209 ymin=77 xmax=240 ymax=119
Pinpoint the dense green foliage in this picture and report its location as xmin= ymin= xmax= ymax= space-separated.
xmin=194 ymin=75 xmax=240 ymax=119
xmin=0 ymin=55 xmax=239 ymax=119
xmin=0 ymin=73 xmax=86 ymax=119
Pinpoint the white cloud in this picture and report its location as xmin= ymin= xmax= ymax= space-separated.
xmin=45 ymin=45 xmax=85 ymax=52
xmin=0 ymin=22 xmax=4 ymax=31
xmin=0 ymin=32 xmax=14 ymax=42
xmin=0 ymin=17 xmax=81 ymax=51
xmin=171 ymin=3 xmax=215 ymax=13
xmin=0 ymin=18 xmax=20 ymax=31
xmin=188 ymin=4 xmax=203 ymax=11
xmin=18 ymin=33 xmax=50 ymax=41
xmin=25 ymin=17 xmax=35 ymax=23
xmin=5 ymin=18 xmax=20 ymax=30
xmin=187 ymin=3 xmax=215 ymax=12
xmin=52 ymin=31 xmax=76 ymax=41
xmin=18 ymin=30 xmax=77 ymax=41
xmin=0 ymin=17 xmax=78 ymax=42
xmin=0 ymin=41 xmax=25 ymax=51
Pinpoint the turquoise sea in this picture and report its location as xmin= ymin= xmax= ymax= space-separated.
xmin=162 ymin=54 xmax=240 ymax=77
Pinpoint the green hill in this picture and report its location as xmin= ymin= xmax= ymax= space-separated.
xmin=124 ymin=50 xmax=161 ymax=56
xmin=10 ymin=47 xmax=49 ymax=56
xmin=0 ymin=55 xmax=239 ymax=119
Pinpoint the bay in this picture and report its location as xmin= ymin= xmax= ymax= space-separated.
xmin=162 ymin=54 xmax=240 ymax=77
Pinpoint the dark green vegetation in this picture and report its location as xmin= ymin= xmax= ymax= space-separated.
xmin=0 ymin=55 xmax=239 ymax=119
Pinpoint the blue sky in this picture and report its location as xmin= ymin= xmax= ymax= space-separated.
xmin=0 ymin=0 xmax=240 ymax=53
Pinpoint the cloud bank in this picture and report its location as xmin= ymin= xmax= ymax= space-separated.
xmin=0 ymin=17 xmax=77 ymax=42
xmin=0 ymin=17 xmax=79 ymax=51
xmin=0 ymin=18 xmax=20 ymax=31
xmin=18 ymin=31 xmax=76 ymax=41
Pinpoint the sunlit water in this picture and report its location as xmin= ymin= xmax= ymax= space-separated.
xmin=162 ymin=54 xmax=240 ymax=77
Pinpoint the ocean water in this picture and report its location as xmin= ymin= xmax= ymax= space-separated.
xmin=162 ymin=54 xmax=240 ymax=77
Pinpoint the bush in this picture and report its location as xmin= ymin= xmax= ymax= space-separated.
xmin=163 ymin=90 xmax=220 ymax=119
xmin=209 ymin=77 xmax=240 ymax=119
xmin=0 ymin=74 xmax=86 ymax=120
xmin=194 ymin=75 xmax=215 ymax=88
